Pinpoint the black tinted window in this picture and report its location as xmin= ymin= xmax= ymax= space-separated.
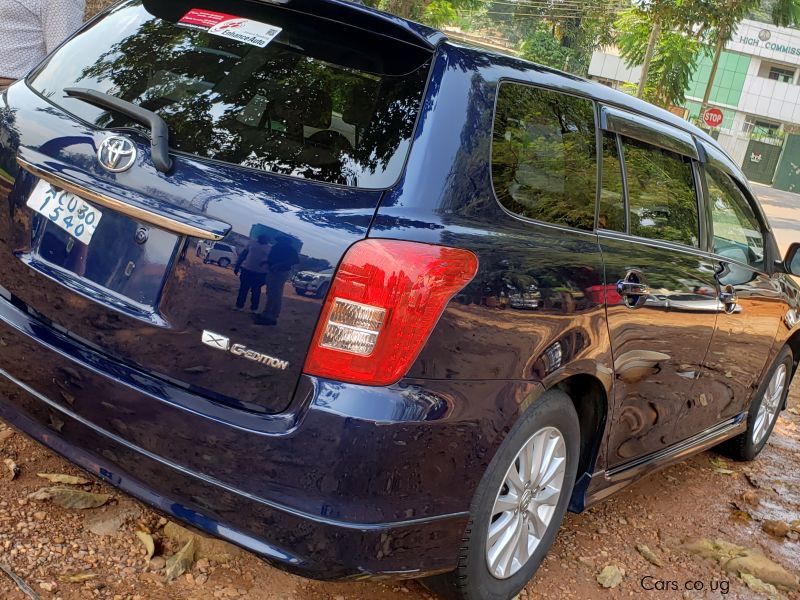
xmin=29 ymin=1 xmax=430 ymax=188
xmin=706 ymin=167 xmax=764 ymax=269
xmin=621 ymin=138 xmax=699 ymax=247
xmin=599 ymin=133 xmax=625 ymax=231
xmin=492 ymin=84 xmax=597 ymax=230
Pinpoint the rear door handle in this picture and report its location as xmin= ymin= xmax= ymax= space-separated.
xmin=719 ymin=286 xmax=738 ymax=313
xmin=616 ymin=270 xmax=649 ymax=309
xmin=617 ymin=281 xmax=650 ymax=297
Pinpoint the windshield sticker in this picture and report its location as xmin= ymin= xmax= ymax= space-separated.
xmin=178 ymin=9 xmax=282 ymax=48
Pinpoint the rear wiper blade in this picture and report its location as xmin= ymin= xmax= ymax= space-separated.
xmin=64 ymin=87 xmax=173 ymax=173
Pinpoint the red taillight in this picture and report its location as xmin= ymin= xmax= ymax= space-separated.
xmin=303 ymin=239 xmax=479 ymax=386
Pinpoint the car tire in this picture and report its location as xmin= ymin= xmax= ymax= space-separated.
xmin=423 ymin=389 xmax=580 ymax=600
xmin=203 ymin=258 xmax=210 ymax=264
xmin=718 ymin=345 xmax=793 ymax=462
xmin=218 ymin=258 xmax=231 ymax=268
xmin=295 ymin=288 xmax=306 ymax=296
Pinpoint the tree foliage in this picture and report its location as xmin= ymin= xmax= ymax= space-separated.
xmin=616 ymin=7 xmax=706 ymax=106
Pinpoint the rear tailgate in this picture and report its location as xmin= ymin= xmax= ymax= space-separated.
xmin=0 ymin=0 xmax=431 ymax=413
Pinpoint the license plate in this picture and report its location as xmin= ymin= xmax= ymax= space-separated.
xmin=26 ymin=181 xmax=103 ymax=245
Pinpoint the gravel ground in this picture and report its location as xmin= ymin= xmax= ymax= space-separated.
xmin=0 ymin=5 xmax=796 ymax=599
xmin=0 ymin=389 xmax=797 ymax=600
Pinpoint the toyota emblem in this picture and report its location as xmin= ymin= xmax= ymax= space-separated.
xmin=97 ymin=136 xmax=137 ymax=173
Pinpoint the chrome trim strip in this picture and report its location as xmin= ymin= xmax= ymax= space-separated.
xmin=17 ymin=157 xmax=227 ymax=241
xmin=605 ymin=415 xmax=746 ymax=481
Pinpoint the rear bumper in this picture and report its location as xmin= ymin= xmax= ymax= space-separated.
xmin=0 ymin=294 xmax=530 ymax=579
xmin=0 ymin=383 xmax=465 ymax=579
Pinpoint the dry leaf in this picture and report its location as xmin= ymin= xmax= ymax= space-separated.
xmin=730 ymin=509 xmax=752 ymax=524
xmin=709 ymin=456 xmax=734 ymax=474
xmin=741 ymin=573 xmax=781 ymax=599
xmin=163 ymin=521 xmax=239 ymax=563
xmin=3 ymin=458 xmax=18 ymax=480
xmin=29 ymin=487 xmax=109 ymax=509
xmin=762 ymin=520 xmax=789 ymax=538
xmin=136 ymin=531 xmax=155 ymax=560
xmin=787 ymin=407 xmax=800 ymax=416
xmin=59 ymin=572 xmax=96 ymax=583
xmin=741 ymin=490 xmax=760 ymax=508
xmin=165 ymin=539 xmax=195 ymax=582
xmin=636 ymin=544 xmax=664 ymax=567
xmin=37 ymin=473 xmax=90 ymax=485
xmin=596 ymin=565 xmax=624 ymax=589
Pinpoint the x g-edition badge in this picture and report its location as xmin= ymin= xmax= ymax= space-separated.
xmin=201 ymin=331 xmax=290 ymax=371
xmin=97 ymin=136 xmax=137 ymax=173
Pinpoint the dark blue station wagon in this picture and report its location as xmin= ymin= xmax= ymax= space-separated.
xmin=2 ymin=1 xmax=800 ymax=598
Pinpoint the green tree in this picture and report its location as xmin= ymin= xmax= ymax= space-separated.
xmin=361 ymin=0 xmax=480 ymax=27
xmin=620 ymin=0 xmax=711 ymax=99
xmin=510 ymin=1 xmax=618 ymax=76
xmin=616 ymin=7 xmax=705 ymax=107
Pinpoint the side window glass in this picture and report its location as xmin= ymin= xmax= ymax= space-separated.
xmin=492 ymin=83 xmax=597 ymax=230
xmin=706 ymin=167 xmax=764 ymax=269
xmin=599 ymin=133 xmax=625 ymax=231
xmin=621 ymin=137 xmax=699 ymax=247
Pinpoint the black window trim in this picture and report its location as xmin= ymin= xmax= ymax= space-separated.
xmin=600 ymin=105 xmax=699 ymax=161
xmin=603 ymin=133 xmax=704 ymax=252
xmin=488 ymin=77 xmax=601 ymax=237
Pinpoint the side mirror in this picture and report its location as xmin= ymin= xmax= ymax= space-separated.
xmin=783 ymin=243 xmax=800 ymax=276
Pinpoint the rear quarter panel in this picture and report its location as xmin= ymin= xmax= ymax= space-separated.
xmin=371 ymin=45 xmax=615 ymax=472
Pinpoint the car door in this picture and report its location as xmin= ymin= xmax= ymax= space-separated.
xmin=597 ymin=108 xmax=720 ymax=468
xmin=681 ymin=145 xmax=785 ymax=440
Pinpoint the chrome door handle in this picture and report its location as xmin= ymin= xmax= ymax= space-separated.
xmin=719 ymin=286 xmax=738 ymax=313
xmin=616 ymin=270 xmax=649 ymax=309
xmin=617 ymin=281 xmax=650 ymax=297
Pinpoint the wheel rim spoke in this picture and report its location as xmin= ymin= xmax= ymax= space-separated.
xmin=486 ymin=426 xmax=567 ymax=580
xmin=529 ymin=507 xmax=548 ymax=539
xmin=490 ymin=515 xmax=522 ymax=578
xmin=493 ymin=492 xmax=518 ymax=514
xmin=752 ymin=364 xmax=786 ymax=445
xmin=535 ymin=485 xmax=560 ymax=507
xmin=488 ymin=511 xmax=514 ymax=547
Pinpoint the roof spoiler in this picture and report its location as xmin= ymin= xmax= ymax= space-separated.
xmin=251 ymin=0 xmax=445 ymax=50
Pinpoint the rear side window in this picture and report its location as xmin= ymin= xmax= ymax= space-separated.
xmin=706 ymin=167 xmax=764 ymax=269
xmin=620 ymin=138 xmax=699 ymax=247
xmin=491 ymin=83 xmax=597 ymax=230
xmin=29 ymin=1 xmax=431 ymax=188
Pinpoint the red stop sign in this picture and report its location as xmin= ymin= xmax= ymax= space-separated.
xmin=703 ymin=107 xmax=724 ymax=128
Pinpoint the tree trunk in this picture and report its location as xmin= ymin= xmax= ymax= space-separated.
xmin=701 ymin=35 xmax=725 ymax=113
xmin=637 ymin=19 xmax=662 ymax=99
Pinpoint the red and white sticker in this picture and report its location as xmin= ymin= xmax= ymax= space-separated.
xmin=178 ymin=9 xmax=282 ymax=48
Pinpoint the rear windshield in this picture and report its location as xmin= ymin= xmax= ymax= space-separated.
xmin=29 ymin=1 xmax=432 ymax=188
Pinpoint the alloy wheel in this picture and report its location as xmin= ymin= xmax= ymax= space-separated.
xmin=752 ymin=363 xmax=787 ymax=446
xmin=485 ymin=426 xmax=566 ymax=580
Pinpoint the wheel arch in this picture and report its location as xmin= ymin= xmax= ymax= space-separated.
xmin=784 ymin=330 xmax=800 ymax=377
xmin=549 ymin=374 xmax=609 ymax=513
